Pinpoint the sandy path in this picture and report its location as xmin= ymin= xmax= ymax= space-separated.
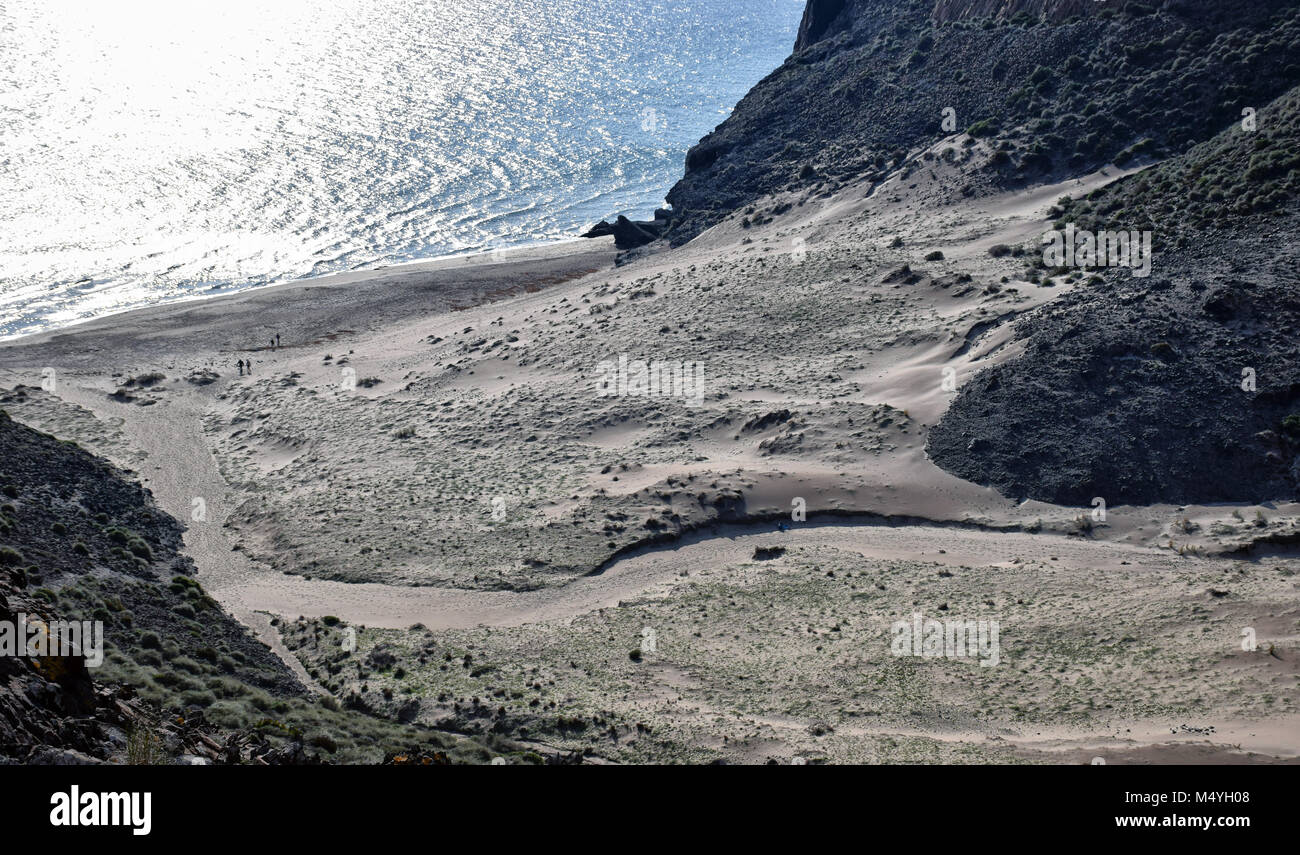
xmin=229 ymin=518 xmax=1164 ymax=629
xmin=49 ymin=381 xmax=326 ymax=690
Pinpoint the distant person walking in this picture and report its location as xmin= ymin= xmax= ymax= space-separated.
xmin=236 ymin=359 xmax=244 ymax=376
xmin=275 ymin=333 xmax=281 ymax=349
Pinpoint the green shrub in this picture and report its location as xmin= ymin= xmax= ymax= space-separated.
xmin=179 ymin=689 xmax=216 ymax=708
xmin=124 ymin=372 xmax=165 ymax=388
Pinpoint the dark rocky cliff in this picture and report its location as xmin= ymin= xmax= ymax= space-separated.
xmin=798 ymin=0 xmax=1104 ymax=51
xmin=663 ymin=0 xmax=1300 ymax=242
xmin=930 ymin=0 xmax=1099 ymax=25
xmin=794 ymin=0 xmax=851 ymax=51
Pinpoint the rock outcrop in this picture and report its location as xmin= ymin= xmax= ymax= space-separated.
xmin=930 ymin=0 xmax=1098 ymax=24
xmin=582 ymin=210 xmax=674 ymax=250
xmin=794 ymin=0 xmax=852 ymax=51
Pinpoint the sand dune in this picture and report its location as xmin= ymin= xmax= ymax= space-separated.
xmin=2 ymin=154 xmax=1297 ymax=764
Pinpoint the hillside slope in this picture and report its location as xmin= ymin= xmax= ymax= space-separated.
xmin=928 ymin=85 xmax=1300 ymax=505
xmin=0 ymin=407 xmax=494 ymax=763
xmin=664 ymin=0 xmax=1300 ymax=242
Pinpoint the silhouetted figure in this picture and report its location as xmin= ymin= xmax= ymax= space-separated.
xmin=275 ymin=333 xmax=281 ymax=348
xmin=237 ymin=359 xmax=244 ymax=376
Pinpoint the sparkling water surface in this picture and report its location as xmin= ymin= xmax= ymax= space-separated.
xmin=0 ymin=0 xmax=801 ymax=338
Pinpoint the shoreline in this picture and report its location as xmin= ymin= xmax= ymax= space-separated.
xmin=1 ymin=234 xmax=607 ymax=344
xmin=0 ymin=235 xmax=618 ymax=368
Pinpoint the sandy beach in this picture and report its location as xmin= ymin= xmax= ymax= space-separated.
xmin=2 ymin=146 xmax=1297 ymax=764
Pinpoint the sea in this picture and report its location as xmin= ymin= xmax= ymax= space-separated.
xmin=0 ymin=0 xmax=802 ymax=338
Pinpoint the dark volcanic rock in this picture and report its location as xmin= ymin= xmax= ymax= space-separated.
xmin=928 ymin=262 xmax=1300 ymax=505
xmin=930 ymin=0 xmax=1098 ymax=25
xmin=927 ymin=86 xmax=1300 ymax=505
xmin=794 ymin=0 xmax=851 ymax=51
xmin=583 ymin=211 xmax=673 ymax=250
